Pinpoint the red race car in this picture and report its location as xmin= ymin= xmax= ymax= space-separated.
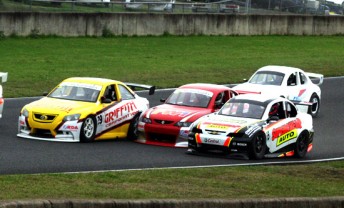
xmin=136 ymin=83 xmax=237 ymax=147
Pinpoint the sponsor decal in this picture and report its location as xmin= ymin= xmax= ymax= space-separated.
xmin=175 ymin=89 xmax=213 ymax=97
xmin=151 ymin=109 xmax=191 ymax=118
xmin=62 ymin=125 xmax=79 ymax=131
xmin=204 ymin=138 xmax=220 ymax=144
xmin=271 ymin=118 xmax=302 ymax=141
xmin=32 ymin=101 xmax=74 ymax=113
xmin=206 ymin=124 xmax=230 ymax=130
xmin=179 ymin=129 xmax=189 ymax=138
xmin=104 ymin=101 xmax=138 ymax=128
xmin=277 ymin=129 xmax=297 ymax=146
xmin=245 ymin=125 xmax=261 ymax=137
xmin=60 ymin=82 xmax=102 ymax=91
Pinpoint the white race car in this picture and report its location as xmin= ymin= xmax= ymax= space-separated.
xmin=0 ymin=72 xmax=8 ymax=119
xmin=232 ymin=66 xmax=323 ymax=117
xmin=188 ymin=94 xmax=314 ymax=159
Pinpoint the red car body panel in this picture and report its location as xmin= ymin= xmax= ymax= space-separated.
xmin=136 ymin=83 xmax=237 ymax=147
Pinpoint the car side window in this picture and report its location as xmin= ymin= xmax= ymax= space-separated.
xmin=299 ymin=72 xmax=306 ymax=85
xmin=119 ymin=84 xmax=135 ymax=100
xmin=103 ymin=85 xmax=117 ymax=101
xmin=286 ymin=102 xmax=297 ymax=118
xmin=287 ymin=73 xmax=297 ymax=86
xmin=214 ymin=92 xmax=226 ymax=108
xmin=268 ymin=101 xmax=286 ymax=119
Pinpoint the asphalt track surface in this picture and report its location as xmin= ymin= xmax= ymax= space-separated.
xmin=0 ymin=77 xmax=343 ymax=175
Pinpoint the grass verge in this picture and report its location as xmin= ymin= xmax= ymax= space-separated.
xmin=1 ymin=36 xmax=344 ymax=97
xmin=0 ymin=161 xmax=343 ymax=200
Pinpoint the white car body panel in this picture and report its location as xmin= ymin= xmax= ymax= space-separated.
xmin=0 ymin=72 xmax=8 ymax=119
xmin=188 ymin=94 xmax=314 ymax=159
xmin=233 ymin=65 xmax=322 ymax=103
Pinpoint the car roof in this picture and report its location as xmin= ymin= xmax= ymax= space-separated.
xmin=179 ymin=83 xmax=231 ymax=92
xmin=231 ymin=94 xmax=284 ymax=103
xmin=257 ymin=65 xmax=304 ymax=74
xmin=62 ymin=77 xmax=123 ymax=86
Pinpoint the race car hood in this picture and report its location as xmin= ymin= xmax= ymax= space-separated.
xmin=144 ymin=104 xmax=212 ymax=123
xmin=233 ymin=83 xmax=281 ymax=95
xmin=23 ymin=97 xmax=97 ymax=117
xmin=197 ymin=114 xmax=261 ymax=134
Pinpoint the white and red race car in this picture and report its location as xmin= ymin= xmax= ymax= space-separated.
xmin=188 ymin=94 xmax=314 ymax=159
xmin=0 ymin=72 xmax=8 ymax=119
xmin=232 ymin=66 xmax=323 ymax=117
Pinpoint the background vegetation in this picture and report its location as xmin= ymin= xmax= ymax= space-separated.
xmin=1 ymin=36 xmax=344 ymax=98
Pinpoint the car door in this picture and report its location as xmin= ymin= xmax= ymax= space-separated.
xmin=265 ymin=100 xmax=301 ymax=153
xmin=95 ymin=83 xmax=139 ymax=138
xmin=286 ymin=72 xmax=307 ymax=102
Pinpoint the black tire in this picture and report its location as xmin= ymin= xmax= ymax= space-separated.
xmin=308 ymin=93 xmax=320 ymax=118
xmin=127 ymin=113 xmax=140 ymax=140
xmin=249 ymin=132 xmax=267 ymax=160
xmin=80 ymin=115 xmax=97 ymax=143
xmin=294 ymin=131 xmax=309 ymax=158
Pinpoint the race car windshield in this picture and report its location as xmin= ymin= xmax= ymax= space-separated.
xmin=249 ymin=71 xmax=284 ymax=86
xmin=165 ymin=89 xmax=213 ymax=108
xmin=48 ymin=82 xmax=102 ymax=102
xmin=219 ymin=101 xmax=265 ymax=119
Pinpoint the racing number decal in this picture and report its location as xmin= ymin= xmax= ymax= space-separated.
xmin=97 ymin=115 xmax=103 ymax=125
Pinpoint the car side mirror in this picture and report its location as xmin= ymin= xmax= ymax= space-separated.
xmin=267 ymin=116 xmax=279 ymax=123
xmin=42 ymin=92 xmax=48 ymax=96
xmin=160 ymin=98 xmax=166 ymax=103
xmin=101 ymin=96 xmax=112 ymax=104
xmin=149 ymin=86 xmax=156 ymax=95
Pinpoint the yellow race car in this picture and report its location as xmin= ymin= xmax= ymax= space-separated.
xmin=17 ymin=77 xmax=155 ymax=142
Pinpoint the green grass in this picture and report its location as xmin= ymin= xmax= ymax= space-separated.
xmin=1 ymin=35 xmax=344 ymax=200
xmin=0 ymin=161 xmax=343 ymax=200
xmin=1 ymin=36 xmax=344 ymax=97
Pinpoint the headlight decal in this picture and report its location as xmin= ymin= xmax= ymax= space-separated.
xmin=224 ymin=137 xmax=232 ymax=147
xmin=63 ymin=114 xmax=81 ymax=122
xmin=195 ymin=133 xmax=202 ymax=144
xmin=22 ymin=108 xmax=29 ymax=117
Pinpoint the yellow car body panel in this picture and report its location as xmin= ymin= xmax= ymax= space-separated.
xmin=18 ymin=77 xmax=152 ymax=142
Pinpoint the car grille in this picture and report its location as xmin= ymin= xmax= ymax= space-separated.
xmin=33 ymin=112 xmax=58 ymax=123
xmin=154 ymin=119 xmax=174 ymax=125
xmin=30 ymin=129 xmax=54 ymax=138
xmin=205 ymin=130 xmax=226 ymax=135
xmin=148 ymin=133 xmax=176 ymax=143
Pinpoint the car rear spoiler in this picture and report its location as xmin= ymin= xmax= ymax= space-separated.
xmin=292 ymin=100 xmax=313 ymax=106
xmin=305 ymin=72 xmax=323 ymax=86
xmin=0 ymin=72 xmax=8 ymax=83
xmin=124 ymin=82 xmax=155 ymax=95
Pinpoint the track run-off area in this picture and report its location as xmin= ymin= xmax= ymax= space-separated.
xmin=0 ymin=77 xmax=343 ymax=175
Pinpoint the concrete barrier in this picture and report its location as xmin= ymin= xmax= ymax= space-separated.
xmin=1 ymin=12 xmax=344 ymax=37
xmin=0 ymin=197 xmax=344 ymax=208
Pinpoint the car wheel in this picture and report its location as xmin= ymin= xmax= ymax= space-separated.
xmin=294 ymin=131 xmax=309 ymax=158
xmin=80 ymin=115 xmax=97 ymax=143
xmin=249 ymin=132 xmax=266 ymax=160
xmin=127 ymin=113 xmax=140 ymax=140
xmin=308 ymin=93 xmax=320 ymax=117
